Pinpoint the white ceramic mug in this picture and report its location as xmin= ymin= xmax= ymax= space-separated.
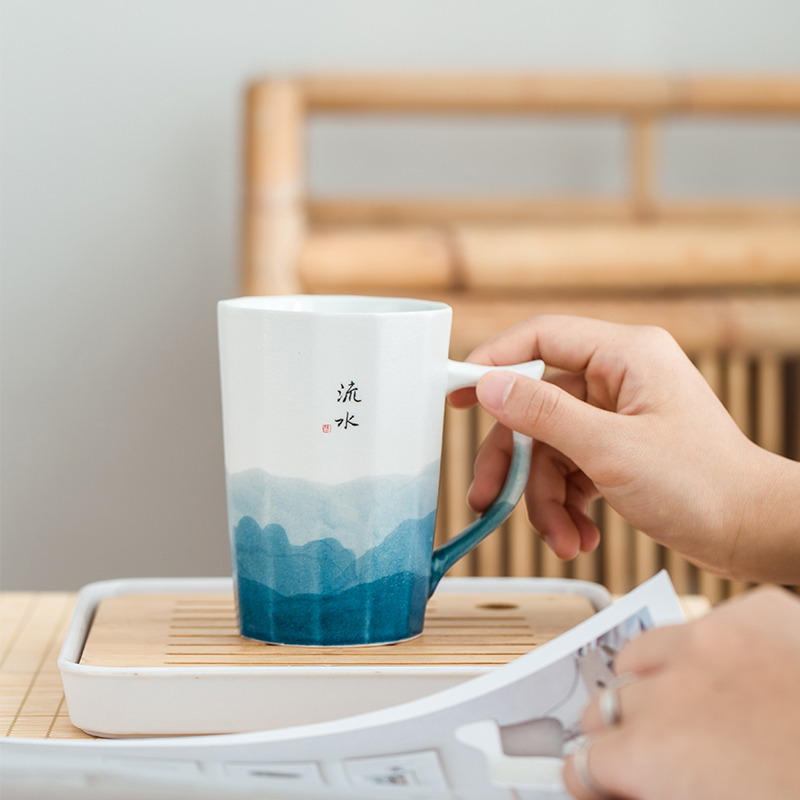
xmin=218 ymin=296 xmax=544 ymax=645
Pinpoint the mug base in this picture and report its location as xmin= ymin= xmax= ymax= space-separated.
xmin=236 ymin=572 xmax=429 ymax=647
xmin=238 ymin=630 xmax=424 ymax=648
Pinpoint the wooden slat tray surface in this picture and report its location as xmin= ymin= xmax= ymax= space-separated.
xmin=80 ymin=591 xmax=596 ymax=668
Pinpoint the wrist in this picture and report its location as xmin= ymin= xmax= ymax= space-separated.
xmin=727 ymin=446 xmax=800 ymax=584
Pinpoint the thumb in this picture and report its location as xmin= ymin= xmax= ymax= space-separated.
xmin=476 ymin=370 xmax=617 ymax=465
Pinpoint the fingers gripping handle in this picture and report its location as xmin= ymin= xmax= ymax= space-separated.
xmin=429 ymin=359 xmax=543 ymax=596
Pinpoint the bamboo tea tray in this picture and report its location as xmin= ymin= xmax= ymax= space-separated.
xmin=59 ymin=577 xmax=610 ymax=738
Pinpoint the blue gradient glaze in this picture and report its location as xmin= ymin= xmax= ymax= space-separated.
xmin=237 ymin=572 xmax=429 ymax=646
xmin=233 ymin=513 xmax=436 ymax=645
xmin=228 ymin=466 xmax=439 ymax=645
xmin=227 ymin=462 xmax=440 ymax=560
xmin=227 ymin=431 xmax=532 ymax=645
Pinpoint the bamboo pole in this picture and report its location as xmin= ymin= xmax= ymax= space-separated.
xmin=699 ymin=571 xmax=726 ymax=605
xmin=306 ymin=195 xmax=800 ymax=226
xmin=456 ymin=223 xmax=800 ymax=292
xmin=796 ymin=360 xmax=800 ymax=463
xmin=631 ymin=114 xmax=657 ymax=221
xmin=507 ymin=503 xmax=536 ymax=577
xmin=299 ymin=74 xmax=800 ymax=114
xmin=727 ymin=351 xmax=751 ymax=436
xmin=474 ymin=409 xmax=504 ymax=577
xmin=445 ymin=293 xmax=800 ymax=368
xmin=573 ymin=499 xmax=601 ymax=582
xmin=308 ymin=198 xmax=800 ymax=227
xmin=660 ymin=201 xmax=800 ymax=224
xmin=308 ymin=197 xmax=635 ymax=226
xmin=442 ymin=405 xmax=475 ymax=577
xmin=301 ymin=224 xmax=800 ymax=294
xmin=572 ymin=552 xmax=599 ymax=583
xmin=433 ymin=507 xmax=446 ymax=551
xmin=539 ymin=535 xmax=568 ymax=579
xmin=243 ymin=80 xmax=306 ymax=295
xmin=299 ymin=227 xmax=454 ymax=291
xmin=682 ymin=77 xmax=800 ymax=114
xmin=301 ymin=74 xmax=678 ymax=113
xmin=666 ymin=547 xmax=693 ymax=595
xmin=634 ymin=529 xmax=660 ymax=585
xmin=603 ymin=505 xmax=631 ymax=594
xmin=757 ymin=353 xmax=784 ymax=455
xmin=537 ymin=441 xmax=569 ymax=579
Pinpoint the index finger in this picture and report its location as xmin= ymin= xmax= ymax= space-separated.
xmin=466 ymin=315 xmax=633 ymax=374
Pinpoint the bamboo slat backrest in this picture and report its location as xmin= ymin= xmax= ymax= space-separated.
xmin=242 ymin=74 xmax=800 ymax=603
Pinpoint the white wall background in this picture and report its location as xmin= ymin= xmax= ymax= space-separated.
xmin=2 ymin=0 xmax=799 ymax=590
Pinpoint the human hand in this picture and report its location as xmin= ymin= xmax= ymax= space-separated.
xmin=563 ymin=587 xmax=800 ymax=800
xmin=449 ymin=315 xmax=800 ymax=582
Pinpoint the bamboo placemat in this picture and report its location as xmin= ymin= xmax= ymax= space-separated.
xmin=1 ymin=592 xmax=93 ymax=739
xmin=80 ymin=592 xmax=596 ymax=668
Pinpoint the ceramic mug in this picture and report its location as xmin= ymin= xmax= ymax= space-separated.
xmin=218 ymin=296 xmax=544 ymax=646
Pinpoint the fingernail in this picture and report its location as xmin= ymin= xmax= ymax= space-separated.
xmin=466 ymin=480 xmax=475 ymax=507
xmin=479 ymin=372 xmax=515 ymax=412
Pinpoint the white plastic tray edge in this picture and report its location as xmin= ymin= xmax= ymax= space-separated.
xmin=58 ymin=576 xmax=611 ymax=737
xmin=58 ymin=576 xmax=611 ymax=678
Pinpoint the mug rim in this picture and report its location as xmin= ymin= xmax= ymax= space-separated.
xmin=219 ymin=295 xmax=451 ymax=315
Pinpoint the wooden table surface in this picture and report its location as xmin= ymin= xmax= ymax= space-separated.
xmin=1 ymin=592 xmax=89 ymax=739
xmin=0 ymin=590 xmax=710 ymax=741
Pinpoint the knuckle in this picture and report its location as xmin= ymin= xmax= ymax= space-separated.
xmin=643 ymin=325 xmax=682 ymax=357
xmin=517 ymin=380 xmax=564 ymax=433
xmin=689 ymin=614 xmax=747 ymax=661
xmin=639 ymin=324 xmax=675 ymax=346
xmin=748 ymin=584 xmax=794 ymax=609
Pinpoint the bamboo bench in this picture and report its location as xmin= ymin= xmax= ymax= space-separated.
xmin=242 ymin=74 xmax=800 ymax=603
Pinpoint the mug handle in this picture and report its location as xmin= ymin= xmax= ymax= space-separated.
xmin=429 ymin=358 xmax=545 ymax=596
